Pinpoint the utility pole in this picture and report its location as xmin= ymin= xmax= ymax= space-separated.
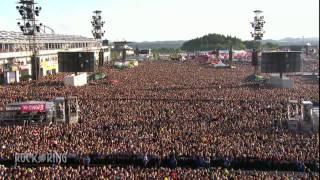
xmin=228 ymin=39 xmax=233 ymax=66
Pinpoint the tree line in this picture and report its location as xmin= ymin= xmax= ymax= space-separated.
xmin=181 ymin=33 xmax=278 ymax=51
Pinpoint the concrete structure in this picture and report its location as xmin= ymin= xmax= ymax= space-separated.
xmin=0 ymin=30 xmax=111 ymax=84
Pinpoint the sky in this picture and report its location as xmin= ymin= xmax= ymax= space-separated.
xmin=0 ymin=0 xmax=319 ymax=42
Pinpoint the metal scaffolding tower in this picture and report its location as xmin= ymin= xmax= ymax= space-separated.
xmin=250 ymin=10 xmax=266 ymax=75
xmin=91 ymin=10 xmax=105 ymax=40
xmin=16 ymin=0 xmax=43 ymax=80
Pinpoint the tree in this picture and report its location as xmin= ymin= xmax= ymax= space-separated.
xmin=181 ymin=33 xmax=245 ymax=51
xmin=243 ymin=41 xmax=255 ymax=49
xmin=263 ymin=42 xmax=279 ymax=50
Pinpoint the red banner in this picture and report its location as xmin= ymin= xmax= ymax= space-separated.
xmin=20 ymin=104 xmax=46 ymax=113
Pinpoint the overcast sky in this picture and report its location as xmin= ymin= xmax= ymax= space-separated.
xmin=0 ymin=0 xmax=319 ymax=41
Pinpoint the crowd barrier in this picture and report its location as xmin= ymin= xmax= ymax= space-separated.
xmin=1 ymin=154 xmax=318 ymax=172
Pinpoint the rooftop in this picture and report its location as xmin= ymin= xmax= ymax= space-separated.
xmin=0 ymin=30 xmax=96 ymax=43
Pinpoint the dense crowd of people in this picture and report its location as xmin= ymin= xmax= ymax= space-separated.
xmin=0 ymin=165 xmax=318 ymax=180
xmin=0 ymin=60 xmax=319 ymax=177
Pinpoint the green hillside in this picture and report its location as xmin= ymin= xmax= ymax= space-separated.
xmin=181 ymin=34 xmax=245 ymax=51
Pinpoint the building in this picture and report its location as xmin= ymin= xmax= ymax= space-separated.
xmin=138 ymin=49 xmax=152 ymax=60
xmin=0 ymin=30 xmax=110 ymax=84
xmin=124 ymin=45 xmax=135 ymax=56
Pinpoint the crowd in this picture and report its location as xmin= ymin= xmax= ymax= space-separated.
xmin=0 ymin=165 xmax=318 ymax=180
xmin=0 ymin=60 xmax=319 ymax=177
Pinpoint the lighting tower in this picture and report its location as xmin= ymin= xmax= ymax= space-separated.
xmin=16 ymin=0 xmax=42 ymax=80
xmin=91 ymin=10 xmax=106 ymax=66
xmin=250 ymin=10 xmax=266 ymax=75
xmin=91 ymin=10 xmax=105 ymax=41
